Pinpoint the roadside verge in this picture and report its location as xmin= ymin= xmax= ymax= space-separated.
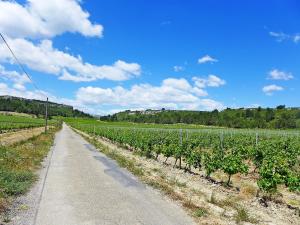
xmin=0 ymin=127 xmax=60 ymax=224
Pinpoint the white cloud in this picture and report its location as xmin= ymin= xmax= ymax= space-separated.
xmin=162 ymin=78 xmax=191 ymax=91
xmin=269 ymin=31 xmax=300 ymax=43
xmin=0 ymin=82 xmax=49 ymax=100
xmin=198 ymin=55 xmax=218 ymax=64
xmin=0 ymin=0 xmax=142 ymax=84
xmin=75 ymin=78 xmax=223 ymax=111
xmin=0 ymin=65 xmax=30 ymax=90
xmin=193 ymin=75 xmax=226 ymax=88
xmin=269 ymin=32 xmax=289 ymax=42
xmin=294 ymin=35 xmax=300 ymax=43
xmin=0 ymin=0 xmax=103 ymax=39
xmin=268 ymin=69 xmax=293 ymax=80
xmin=0 ymin=75 xmax=223 ymax=114
xmin=0 ymin=80 xmax=86 ymax=112
xmin=0 ymin=38 xmax=141 ymax=82
xmin=173 ymin=65 xmax=184 ymax=72
xmin=262 ymin=84 xmax=283 ymax=96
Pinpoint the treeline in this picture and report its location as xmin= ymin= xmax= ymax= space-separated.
xmin=101 ymin=106 xmax=300 ymax=129
xmin=0 ymin=95 xmax=91 ymax=118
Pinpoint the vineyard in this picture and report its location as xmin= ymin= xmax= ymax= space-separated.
xmin=0 ymin=114 xmax=57 ymax=133
xmin=67 ymin=119 xmax=300 ymax=195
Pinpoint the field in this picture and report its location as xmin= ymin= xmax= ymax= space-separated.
xmin=66 ymin=118 xmax=300 ymax=195
xmin=0 ymin=114 xmax=57 ymax=133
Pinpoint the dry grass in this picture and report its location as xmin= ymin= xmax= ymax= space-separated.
xmin=235 ymin=207 xmax=258 ymax=224
xmin=240 ymin=183 xmax=258 ymax=199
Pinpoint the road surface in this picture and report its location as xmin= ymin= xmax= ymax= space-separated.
xmin=33 ymin=124 xmax=195 ymax=225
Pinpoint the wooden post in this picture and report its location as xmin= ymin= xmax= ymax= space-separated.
xmin=45 ymin=97 xmax=48 ymax=133
xmin=256 ymin=132 xmax=258 ymax=146
xmin=179 ymin=128 xmax=183 ymax=145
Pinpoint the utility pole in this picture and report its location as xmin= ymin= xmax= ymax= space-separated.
xmin=45 ymin=97 xmax=48 ymax=133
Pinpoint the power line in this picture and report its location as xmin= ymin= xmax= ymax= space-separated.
xmin=0 ymin=32 xmax=49 ymax=132
xmin=0 ymin=33 xmax=47 ymax=98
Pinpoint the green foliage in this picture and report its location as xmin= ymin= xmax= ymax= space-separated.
xmin=0 ymin=170 xmax=35 ymax=196
xmin=0 ymin=128 xmax=56 ymax=207
xmin=258 ymin=156 xmax=288 ymax=192
xmin=68 ymin=119 xmax=300 ymax=194
xmin=222 ymin=153 xmax=248 ymax=185
xmin=0 ymin=114 xmax=58 ymax=132
xmin=203 ymin=150 xmax=222 ymax=178
xmin=0 ymin=95 xmax=91 ymax=118
xmin=194 ymin=208 xmax=207 ymax=217
xmin=286 ymin=172 xmax=300 ymax=192
xmin=100 ymin=106 xmax=300 ymax=129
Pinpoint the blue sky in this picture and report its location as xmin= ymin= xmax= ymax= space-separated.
xmin=0 ymin=0 xmax=299 ymax=114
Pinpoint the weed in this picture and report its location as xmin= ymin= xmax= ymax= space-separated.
xmin=235 ymin=207 xmax=258 ymax=224
xmin=0 ymin=170 xmax=35 ymax=196
xmin=194 ymin=207 xmax=207 ymax=217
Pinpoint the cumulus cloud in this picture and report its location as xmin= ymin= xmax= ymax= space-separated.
xmin=198 ymin=55 xmax=218 ymax=64
xmin=0 ymin=38 xmax=141 ymax=82
xmin=0 ymin=75 xmax=224 ymax=114
xmin=269 ymin=31 xmax=300 ymax=43
xmin=0 ymin=82 xmax=49 ymax=100
xmin=268 ymin=69 xmax=293 ymax=80
xmin=76 ymin=78 xmax=224 ymax=111
xmin=193 ymin=75 xmax=226 ymax=88
xmin=0 ymin=0 xmax=103 ymax=39
xmin=0 ymin=65 xmax=30 ymax=90
xmin=0 ymin=80 xmax=88 ymax=112
xmin=0 ymin=0 xmax=142 ymax=84
xmin=262 ymin=84 xmax=283 ymax=96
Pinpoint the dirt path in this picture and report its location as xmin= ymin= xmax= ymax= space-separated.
xmin=10 ymin=124 xmax=195 ymax=225
xmin=0 ymin=127 xmax=45 ymax=146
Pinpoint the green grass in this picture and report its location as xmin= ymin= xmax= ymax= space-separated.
xmin=0 ymin=170 xmax=35 ymax=196
xmin=65 ymin=117 xmax=300 ymax=136
xmin=193 ymin=208 xmax=207 ymax=217
xmin=64 ymin=117 xmax=216 ymax=130
xmin=0 ymin=126 xmax=59 ymax=212
xmin=0 ymin=114 xmax=59 ymax=132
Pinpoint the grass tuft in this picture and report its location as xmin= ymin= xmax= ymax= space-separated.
xmin=194 ymin=208 xmax=207 ymax=217
xmin=235 ymin=207 xmax=258 ymax=224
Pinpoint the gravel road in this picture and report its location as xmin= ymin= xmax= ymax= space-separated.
xmin=10 ymin=124 xmax=195 ymax=225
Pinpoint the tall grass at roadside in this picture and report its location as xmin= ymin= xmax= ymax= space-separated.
xmin=0 ymin=127 xmax=59 ymax=213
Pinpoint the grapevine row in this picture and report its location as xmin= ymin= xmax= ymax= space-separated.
xmin=69 ymin=122 xmax=300 ymax=193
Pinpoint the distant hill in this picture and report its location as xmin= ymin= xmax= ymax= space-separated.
xmin=100 ymin=107 xmax=300 ymax=129
xmin=0 ymin=95 xmax=91 ymax=118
